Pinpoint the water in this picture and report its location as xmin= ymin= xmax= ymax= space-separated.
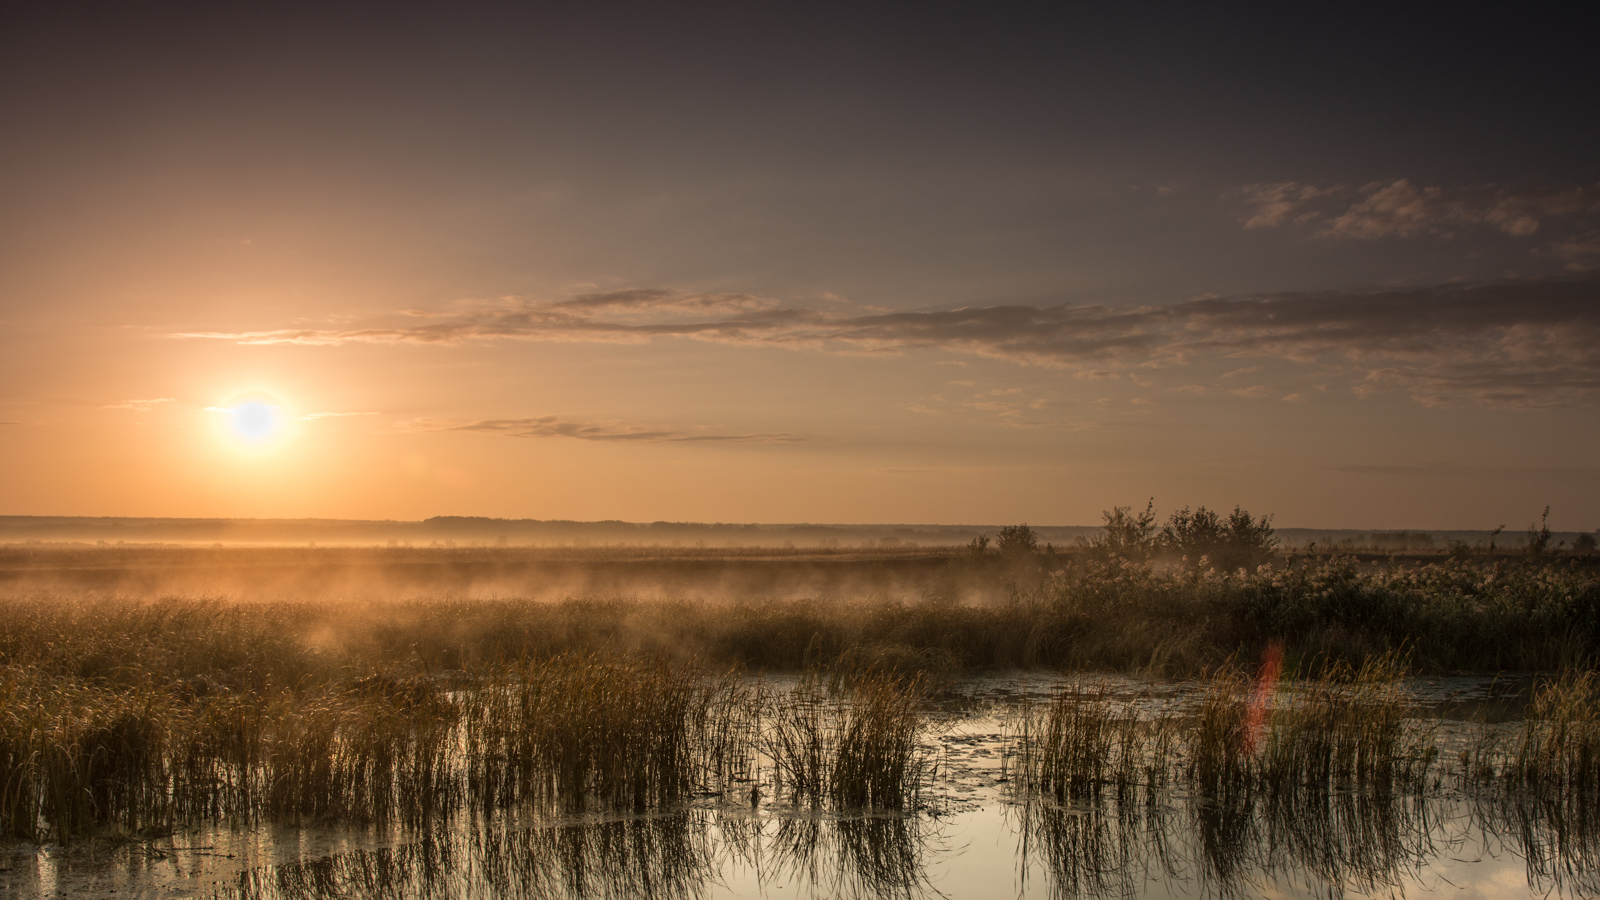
xmin=4 ymin=674 xmax=1590 ymax=900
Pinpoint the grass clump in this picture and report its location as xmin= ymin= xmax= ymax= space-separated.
xmin=1005 ymin=683 xmax=1173 ymax=803
xmin=767 ymin=670 xmax=932 ymax=810
xmin=462 ymin=653 xmax=749 ymax=813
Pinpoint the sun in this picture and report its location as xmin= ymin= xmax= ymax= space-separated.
xmin=209 ymin=392 xmax=295 ymax=450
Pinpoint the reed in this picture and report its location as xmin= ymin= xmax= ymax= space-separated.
xmin=460 ymin=653 xmax=750 ymax=813
xmin=766 ymin=670 xmax=932 ymax=810
xmin=1004 ymin=682 xmax=1174 ymax=803
xmin=1507 ymin=669 xmax=1600 ymax=794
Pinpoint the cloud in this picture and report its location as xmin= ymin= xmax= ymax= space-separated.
xmin=1241 ymin=179 xmax=1600 ymax=241
xmin=1550 ymin=233 xmax=1600 ymax=271
xmin=299 ymin=411 xmax=378 ymax=420
xmin=1331 ymin=463 xmax=1600 ymax=478
xmin=175 ymin=278 xmax=1600 ymax=409
xmin=104 ymin=398 xmax=175 ymax=411
xmin=1230 ymin=385 xmax=1272 ymax=398
xmin=406 ymin=416 xmax=804 ymax=443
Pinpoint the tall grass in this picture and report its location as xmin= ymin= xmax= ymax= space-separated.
xmin=460 ymin=653 xmax=750 ymax=813
xmin=1007 ymin=655 xmax=1435 ymax=811
xmin=2 ymin=549 xmax=1598 ymax=844
xmin=766 ymin=671 xmax=932 ymax=810
xmin=1005 ymin=683 xmax=1173 ymax=804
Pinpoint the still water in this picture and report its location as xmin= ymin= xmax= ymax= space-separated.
xmin=4 ymin=674 xmax=1591 ymax=900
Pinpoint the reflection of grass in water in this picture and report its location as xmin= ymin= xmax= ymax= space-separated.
xmin=1008 ymin=660 xmax=1446 ymax=898
xmin=761 ymin=814 xmax=933 ymax=900
xmin=1463 ymin=669 xmax=1600 ymax=897
xmin=222 ymin=812 xmax=716 ymax=900
xmin=1016 ymin=798 xmax=1181 ymax=900
xmin=216 ymin=808 xmax=935 ymax=900
xmin=1004 ymin=661 xmax=1600 ymax=899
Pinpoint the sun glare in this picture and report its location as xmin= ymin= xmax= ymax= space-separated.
xmin=231 ymin=401 xmax=281 ymax=441
xmin=209 ymin=393 xmax=293 ymax=450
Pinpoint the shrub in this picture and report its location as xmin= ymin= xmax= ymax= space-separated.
xmin=998 ymin=524 xmax=1039 ymax=556
xmin=1090 ymin=501 xmax=1158 ymax=560
xmin=1161 ymin=506 xmax=1278 ymax=570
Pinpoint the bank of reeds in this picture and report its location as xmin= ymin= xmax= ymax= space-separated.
xmin=1008 ymin=655 xmax=1434 ymax=807
xmin=460 ymin=653 xmax=751 ymax=812
xmin=0 ymin=651 xmax=928 ymax=842
xmin=2 ymin=554 xmax=1596 ymax=687
xmin=1005 ymin=683 xmax=1174 ymax=803
xmin=766 ymin=671 xmax=932 ymax=810
xmin=4 ymin=551 xmax=1600 ymax=845
xmin=0 ymin=665 xmax=460 ymax=841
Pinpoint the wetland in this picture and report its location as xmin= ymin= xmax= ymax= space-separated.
xmin=2 ymin=542 xmax=1598 ymax=898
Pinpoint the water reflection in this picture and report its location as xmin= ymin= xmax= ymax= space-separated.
xmin=203 ymin=788 xmax=1600 ymax=900
xmin=1471 ymin=785 xmax=1600 ymax=898
xmin=223 ymin=813 xmax=714 ymax=900
xmin=1015 ymin=784 xmax=1600 ymax=900
xmin=217 ymin=806 xmax=937 ymax=900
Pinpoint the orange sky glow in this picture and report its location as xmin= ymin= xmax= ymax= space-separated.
xmin=2 ymin=7 xmax=1597 ymax=530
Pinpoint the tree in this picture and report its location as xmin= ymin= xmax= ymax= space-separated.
xmin=1090 ymin=500 xmax=1158 ymax=560
xmin=1160 ymin=505 xmax=1278 ymax=570
xmin=1576 ymin=533 xmax=1598 ymax=555
xmin=997 ymin=523 xmax=1039 ymax=556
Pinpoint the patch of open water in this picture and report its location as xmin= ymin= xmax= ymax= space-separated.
xmin=3 ymin=673 xmax=1586 ymax=900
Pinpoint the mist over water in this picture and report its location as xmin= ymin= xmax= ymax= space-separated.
xmin=2 ymin=545 xmax=1598 ymax=899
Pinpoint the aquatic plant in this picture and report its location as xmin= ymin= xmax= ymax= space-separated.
xmin=766 ymin=671 xmax=932 ymax=810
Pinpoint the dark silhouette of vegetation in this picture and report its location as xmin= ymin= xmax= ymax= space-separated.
xmin=1160 ymin=505 xmax=1278 ymax=570
xmin=1088 ymin=500 xmax=1158 ymax=560
xmin=1527 ymin=505 xmax=1558 ymax=557
xmin=997 ymin=523 xmax=1039 ymax=556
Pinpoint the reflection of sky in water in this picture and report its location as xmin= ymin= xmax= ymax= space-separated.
xmin=2 ymin=674 xmax=1588 ymax=900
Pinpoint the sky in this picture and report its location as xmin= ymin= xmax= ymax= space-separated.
xmin=2 ymin=3 xmax=1597 ymax=529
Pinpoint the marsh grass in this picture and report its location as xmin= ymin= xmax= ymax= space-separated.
xmin=2 ymin=550 xmax=1599 ymax=847
xmin=1008 ymin=656 xmax=1435 ymax=810
xmin=766 ymin=670 xmax=933 ymax=810
xmin=1008 ymin=661 xmax=1446 ymax=899
xmin=1507 ymin=669 xmax=1600 ymax=793
xmin=1004 ymin=683 xmax=1174 ymax=804
xmin=460 ymin=653 xmax=750 ymax=813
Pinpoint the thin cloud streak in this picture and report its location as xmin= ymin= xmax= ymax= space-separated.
xmin=104 ymin=398 xmax=176 ymax=411
xmin=298 ymin=411 xmax=378 ymax=421
xmin=175 ymin=279 xmax=1600 ymax=409
xmin=407 ymin=415 xmax=804 ymax=444
xmin=1242 ymin=179 xmax=1600 ymax=240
